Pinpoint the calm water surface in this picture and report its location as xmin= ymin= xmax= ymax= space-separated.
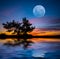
xmin=0 ymin=38 xmax=60 ymax=59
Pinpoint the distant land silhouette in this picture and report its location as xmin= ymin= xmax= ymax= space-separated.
xmin=0 ymin=34 xmax=60 ymax=39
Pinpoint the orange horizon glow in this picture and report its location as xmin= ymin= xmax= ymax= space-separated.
xmin=0 ymin=28 xmax=60 ymax=43
xmin=30 ymin=28 xmax=60 ymax=36
xmin=0 ymin=28 xmax=60 ymax=36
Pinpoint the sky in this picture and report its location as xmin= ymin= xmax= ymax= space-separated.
xmin=0 ymin=0 xmax=60 ymax=32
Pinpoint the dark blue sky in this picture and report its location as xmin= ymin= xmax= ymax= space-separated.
xmin=0 ymin=0 xmax=60 ymax=30
xmin=0 ymin=0 xmax=60 ymax=18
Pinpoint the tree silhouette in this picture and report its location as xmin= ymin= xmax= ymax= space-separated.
xmin=21 ymin=17 xmax=35 ymax=35
xmin=2 ymin=20 xmax=22 ymax=35
xmin=2 ymin=17 xmax=35 ymax=36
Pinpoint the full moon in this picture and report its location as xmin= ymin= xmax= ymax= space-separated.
xmin=33 ymin=5 xmax=45 ymax=17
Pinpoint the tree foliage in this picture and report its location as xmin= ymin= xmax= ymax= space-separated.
xmin=2 ymin=17 xmax=35 ymax=35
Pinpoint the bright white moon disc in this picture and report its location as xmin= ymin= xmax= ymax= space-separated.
xmin=33 ymin=5 xmax=45 ymax=17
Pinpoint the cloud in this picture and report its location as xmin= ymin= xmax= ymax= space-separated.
xmin=30 ymin=17 xmax=60 ymax=29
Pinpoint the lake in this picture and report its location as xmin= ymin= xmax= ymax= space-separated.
xmin=0 ymin=38 xmax=60 ymax=59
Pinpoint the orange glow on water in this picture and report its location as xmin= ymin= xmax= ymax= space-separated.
xmin=31 ymin=38 xmax=60 ymax=43
xmin=0 ymin=38 xmax=60 ymax=43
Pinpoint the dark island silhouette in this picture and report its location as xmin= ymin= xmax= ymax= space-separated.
xmin=0 ymin=17 xmax=60 ymax=48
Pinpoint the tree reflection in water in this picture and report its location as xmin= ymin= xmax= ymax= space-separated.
xmin=4 ymin=38 xmax=34 ymax=49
